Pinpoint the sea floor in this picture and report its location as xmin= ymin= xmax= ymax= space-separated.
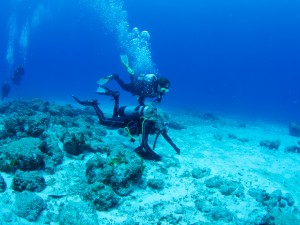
xmin=0 ymin=99 xmax=300 ymax=225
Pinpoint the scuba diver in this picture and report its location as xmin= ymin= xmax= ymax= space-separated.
xmin=1 ymin=65 xmax=25 ymax=101
xmin=72 ymin=93 xmax=180 ymax=161
xmin=1 ymin=81 xmax=11 ymax=101
xmin=97 ymin=55 xmax=170 ymax=105
xmin=11 ymin=65 xmax=25 ymax=86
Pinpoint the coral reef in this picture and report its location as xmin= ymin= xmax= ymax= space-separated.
xmin=0 ymin=137 xmax=45 ymax=173
xmin=13 ymin=191 xmax=46 ymax=221
xmin=285 ymin=145 xmax=300 ymax=153
xmin=191 ymin=167 xmax=211 ymax=179
xmin=58 ymin=201 xmax=99 ymax=225
xmin=83 ymin=181 xmax=120 ymax=211
xmin=147 ymin=178 xmax=165 ymax=190
xmin=260 ymin=139 xmax=281 ymax=150
xmin=12 ymin=170 xmax=46 ymax=192
xmin=0 ymin=99 xmax=299 ymax=224
xmin=86 ymin=145 xmax=144 ymax=197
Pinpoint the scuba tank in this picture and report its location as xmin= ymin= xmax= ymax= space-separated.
xmin=135 ymin=74 xmax=157 ymax=83
xmin=118 ymin=105 xmax=156 ymax=118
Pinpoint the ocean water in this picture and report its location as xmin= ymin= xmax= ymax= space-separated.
xmin=1 ymin=1 xmax=300 ymax=224
xmin=0 ymin=0 xmax=300 ymax=121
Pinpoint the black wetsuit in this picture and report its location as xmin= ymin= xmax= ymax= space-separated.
xmin=113 ymin=74 xmax=163 ymax=105
xmin=72 ymin=95 xmax=180 ymax=161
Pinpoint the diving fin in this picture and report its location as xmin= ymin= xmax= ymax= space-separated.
xmin=120 ymin=55 xmax=135 ymax=76
xmin=96 ymin=86 xmax=108 ymax=94
xmin=97 ymin=74 xmax=115 ymax=86
xmin=120 ymin=55 xmax=129 ymax=67
xmin=96 ymin=86 xmax=119 ymax=98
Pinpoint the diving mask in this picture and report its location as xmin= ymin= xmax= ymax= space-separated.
xmin=158 ymin=85 xmax=169 ymax=93
xmin=160 ymin=87 xmax=169 ymax=93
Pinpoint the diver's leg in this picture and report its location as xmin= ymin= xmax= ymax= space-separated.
xmin=114 ymin=75 xmax=134 ymax=92
xmin=93 ymin=103 xmax=125 ymax=128
xmin=72 ymin=95 xmax=124 ymax=128
xmin=72 ymin=95 xmax=106 ymax=121
xmin=72 ymin=95 xmax=118 ymax=127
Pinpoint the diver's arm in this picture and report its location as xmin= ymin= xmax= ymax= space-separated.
xmin=157 ymin=95 xmax=162 ymax=103
xmin=161 ymin=132 xmax=180 ymax=154
xmin=138 ymin=96 xmax=145 ymax=106
xmin=152 ymin=95 xmax=162 ymax=105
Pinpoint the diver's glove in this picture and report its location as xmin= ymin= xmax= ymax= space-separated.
xmin=175 ymin=147 xmax=180 ymax=155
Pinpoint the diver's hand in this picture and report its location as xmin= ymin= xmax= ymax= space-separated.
xmin=175 ymin=147 xmax=180 ymax=155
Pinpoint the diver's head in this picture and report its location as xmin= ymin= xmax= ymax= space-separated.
xmin=142 ymin=106 xmax=169 ymax=130
xmin=142 ymin=106 xmax=157 ymax=120
xmin=157 ymin=77 xmax=170 ymax=94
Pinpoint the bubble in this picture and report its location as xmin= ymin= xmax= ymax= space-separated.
xmin=5 ymin=3 xmax=49 ymax=66
xmin=19 ymin=22 xmax=29 ymax=63
xmin=6 ymin=44 xmax=14 ymax=67
xmin=132 ymin=27 xmax=140 ymax=36
xmin=31 ymin=4 xmax=46 ymax=28
xmin=90 ymin=0 xmax=157 ymax=74
xmin=140 ymin=30 xmax=150 ymax=41
xmin=6 ymin=15 xmax=17 ymax=67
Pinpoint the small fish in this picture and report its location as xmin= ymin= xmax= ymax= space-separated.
xmin=48 ymin=194 xmax=68 ymax=199
xmin=1 ymin=81 xmax=11 ymax=101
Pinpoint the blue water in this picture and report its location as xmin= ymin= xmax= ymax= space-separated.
xmin=1 ymin=0 xmax=299 ymax=122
